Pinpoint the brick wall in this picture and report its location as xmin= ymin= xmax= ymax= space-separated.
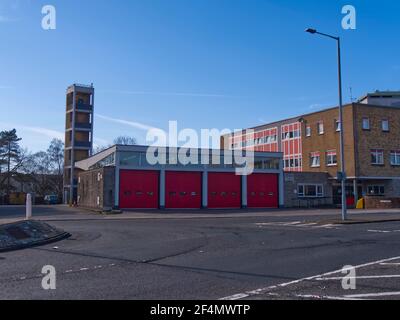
xmin=301 ymin=104 xmax=356 ymax=178
xmin=354 ymin=104 xmax=400 ymax=177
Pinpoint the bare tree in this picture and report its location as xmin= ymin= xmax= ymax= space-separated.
xmin=114 ymin=136 xmax=137 ymax=145
xmin=47 ymin=139 xmax=64 ymax=198
xmin=93 ymin=136 xmax=137 ymax=155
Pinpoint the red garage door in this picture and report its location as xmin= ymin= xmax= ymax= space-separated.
xmin=119 ymin=170 xmax=159 ymax=209
xmin=165 ymin=171 xmax=202 ymax=209
xmin=208 ymin=173 xmax=241 ymax=209
xmin=247 ymin=173 xmax=278 ymax=208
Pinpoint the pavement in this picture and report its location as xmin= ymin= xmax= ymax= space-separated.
xmin=1 ymin=205 xmax=400 ymax=300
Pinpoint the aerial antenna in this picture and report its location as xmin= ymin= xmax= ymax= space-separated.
xmin=349 ymin=87 xmax=354 ymax=102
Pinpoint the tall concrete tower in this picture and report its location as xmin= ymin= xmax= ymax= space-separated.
xmin=63 ymin=84 xmax=95 ymax=204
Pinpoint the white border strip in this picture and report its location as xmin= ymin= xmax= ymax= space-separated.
xmin=219 ymin=256 xmax=400 ymax=300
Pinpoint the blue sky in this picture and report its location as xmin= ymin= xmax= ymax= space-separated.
xmin=0 ymin=0 xmax=399 ymax=151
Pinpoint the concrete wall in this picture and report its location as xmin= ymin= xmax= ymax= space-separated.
xmin=77 ymin=167 xmax=115 ymax=210
xmin=284 ymin=172 xmax=333 ymax=208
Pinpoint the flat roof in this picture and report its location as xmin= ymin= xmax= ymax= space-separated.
xmin=75 ymin=144 xmax=283 ymax=171
xmin=358 ymin=91 xmax=400 ymax=101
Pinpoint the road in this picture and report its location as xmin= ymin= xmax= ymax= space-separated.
xmin=1 ymin=205 xmax=400 ymax=300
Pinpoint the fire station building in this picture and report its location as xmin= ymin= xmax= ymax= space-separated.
xmin=75 ymin=145 xmax=284 ymax=210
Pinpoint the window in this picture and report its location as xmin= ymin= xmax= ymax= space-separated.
xmin=326 ymin=150 xmax=338 ymax=166
xmin=306 ymin=126 xmax=311 ymax=137
xmin=298 ymin=184 xmax=324 ymax=198
xmin=282 ymin=130 xmax=300 ymax=140
xmin=310 ymin=152 xmax=320 ymax=167
xmin=382 ymin=119 xmax=390 ymax=132
xmin=335 ymin=120 xmax=341 ymax=132
xmin=317 ymin=121 xmax=324 ymax=135
xmin=371 ymin=149 xmax=384 ymax=165
xmin=362 ymin=118 xmax=370 ymax=130
xmin=391 ymin=151 xmax=400 ymax=166
xmin=367 ymin=186 xmax=385 ymax=196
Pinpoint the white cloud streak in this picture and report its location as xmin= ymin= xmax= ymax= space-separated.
xmin=0 ymin=16 xmax=18 ymax=23
xmin=0 ymin=122 xmax=64 ymax=140
xmin=96 ymin=114 xmax=158 ymax=131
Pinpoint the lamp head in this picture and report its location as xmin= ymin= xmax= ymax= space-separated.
xmin=305 ymin=28 xmax=317 ymax=34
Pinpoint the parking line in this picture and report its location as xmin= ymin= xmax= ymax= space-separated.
xmin=220 ymin=255 xmax=400 ymax=300
xmin=296 ymin=294 xmax=363 ymax=301
xmin=296 ymin=223 xmax=318 ymax=227
xmin=316 ymin=275 xmax=400 ymax=281
xmin=344 ymin=292 xmax=400 ymax=299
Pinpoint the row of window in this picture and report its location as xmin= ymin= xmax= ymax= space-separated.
xmin=310 ymin=150 xmax=338 ymax=168
xmin=231 ymin=135 xmax=278 ymax=149
xmin=371 ymin=149 xmax=400 ymax=166
xmin=297 ymin=184 xmax=386 ymax=198
xmin=284 ymin=157 xmax=302 ymax=169
xmin=306 ymin=120 xmax=340 ymax=137
xmin=309 ymin=149 xmax=400 ymax=167
xmin=282 ymin=129 xmax=301 ymax=141
xmin=362 ymin=118 xmax=390 ymax=132
xmin=305 ymin=117 xmax=390 ymax=138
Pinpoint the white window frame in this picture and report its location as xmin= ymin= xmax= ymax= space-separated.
xmin=306 ymin=126 xmax=311 ymax=137
xmin=310 ymin=152 xmax=321 ymax=168
xmin=371 ymin=149 xmax=384 ymax=165
xmin=367 ymin=185 xmax=385 ymax=196
xmin=298 ymin=184 xmax=324 ymax=198
xmin=390 ymin=151 xmax=400 ymax=166
xmin=326 ymin=150 xmax=338 ymax=166
xmin=317 ymin=121 xmax=324 ymax=135
xmin=335 ymin=120 xmax=341 ymax=132
xmin=382 ymin=119 xmax=390 ymax=132
xmin=362 ymin=117 xmax=370 ymax=130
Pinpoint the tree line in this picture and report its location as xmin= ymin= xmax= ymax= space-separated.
xmin=0 ymin=130 xmax=137 ymax=204
xmin=0 ymin=129 xmax=64 ymax=203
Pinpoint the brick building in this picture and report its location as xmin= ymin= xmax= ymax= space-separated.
xmin=222 ymin=91 xmax=400 ymax=207
xmin=63 ymin=84 xmax=95 ymax=204
xmin=75 ymin=145 xmax=284 ymax=210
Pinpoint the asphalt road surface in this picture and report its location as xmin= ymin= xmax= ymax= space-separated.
xmin=1 ymin=205 xmax=400 ymax=300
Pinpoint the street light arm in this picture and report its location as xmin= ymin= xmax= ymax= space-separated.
xmin=305 ymin=28 xmax=339 ymax=41
xmin=315 ymin=31 xmax=340 ymax=41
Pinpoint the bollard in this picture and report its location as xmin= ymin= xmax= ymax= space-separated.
xmin=26 ymin=193 xmax=32 ymax=220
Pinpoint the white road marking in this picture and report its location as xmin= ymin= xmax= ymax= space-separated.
xmin=368 ymin=230 xmax=400 ymax=234
xmin=220 ymin=255 xmax=400 ymax=300
xmin=319 ymin=224 xmax=335 ymax=228
xmin=255 ymin=221 xmax=337 ymax=229
xmin=296 ymin=223 xmax=318 ymax=227
xmin=316 ymin=275 xmax=400 ymax=281
xmin=344 ymin=292 xmax=400 ymax=299
xmin=380 ymin=262 xmax=400 ymax=266
xmin=296 ymin=294 xmax=363 ymax=301
xmin=283 ymin=221 xmax=303 ymax=226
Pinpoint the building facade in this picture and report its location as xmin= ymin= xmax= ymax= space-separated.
xmin=63 ymin=84 xmax=95 ymax=204
xmin=75 ymin=145 xmax=284 ymax=210
xmin=222 ymin=91 xmax=400 ymax=207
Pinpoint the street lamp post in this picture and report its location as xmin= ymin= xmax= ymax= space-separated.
xmin=305 ymin=28 xmax=348 ymax=221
